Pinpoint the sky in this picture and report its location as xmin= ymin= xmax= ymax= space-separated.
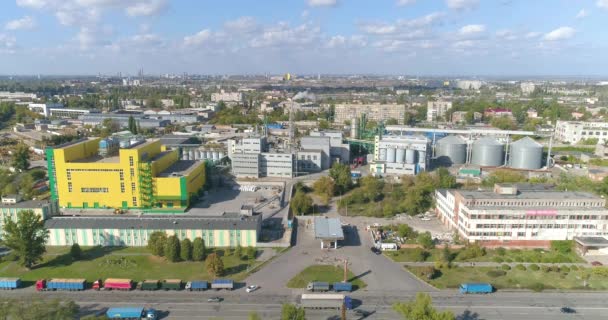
xmin=0 ymin=0 xmax=607 ymax=76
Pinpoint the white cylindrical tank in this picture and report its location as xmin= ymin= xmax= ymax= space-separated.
xmin=387 ymin=148 xmax=396 ymax=163
xmin=379 ymin=148 xmax=387 ymax=161
xmin=418 ymin=151 xmax=426 ymax=164
xmin=405 ymin=149 xmax=416 ymax=164
xmin=204 ymin=151 xmax=211 ymax=159
xmin=395 ymin=148 xmax=406 ymax=163
xmin=183 ymin=152 xmax=190 ymax=160
xmin=213 ymin=151 xmax=219 ymax=160
xmin=219 ymin=151 xmax=225 ymax=159
xmin=351 ymin=118 xmax=359 ymax=138
xmin=188 ymin=149 xmax=195 ymax=160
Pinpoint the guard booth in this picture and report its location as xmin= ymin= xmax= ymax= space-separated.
xmin=314 ymin=217 xmax=345 ymax=249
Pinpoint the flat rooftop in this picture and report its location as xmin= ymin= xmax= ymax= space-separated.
xmin=314 ymin=217 xmax=344 ymax=240
xmin=73 ymin=154 xmax=120 ymax=164
xmin=574 ymin=237 xmax=608 ymax=247
xmin=456 ymin=189 xmax=602 ymax=201
xmin=158 ymin=160 xmax=202 ymax=177
xmin=0 ymin=200 xmax=53 ymax=209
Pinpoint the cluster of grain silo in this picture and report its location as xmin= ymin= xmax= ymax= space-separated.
xmin=471 ymin=137 xmax=505 ymax=167
xmin=378 ymin=147 xmax=419 ymax=164
xmin=509 ymin=137 xmax=543 ymax=170
xmin=182 ymin=148 xmax=225 ymax=162
xmin=435 ymin=135 xmax=467 ymax=165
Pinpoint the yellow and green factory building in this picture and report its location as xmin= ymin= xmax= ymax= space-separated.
xmin=46 ymin=138 xmax=206 ymax=211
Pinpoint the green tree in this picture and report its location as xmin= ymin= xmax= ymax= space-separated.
xmin=329 ymin=163 xmax=352 ymax=193
xmin=248 ymin=312 xmax=262 ymax=320
xmin=1 ymin=298 xmax=79 ymax=319
xmin=1 ymin=210 xmax=49 ymax=268
xmin=247 ymin=246 xmax=256 ymax=260
xmin=281 ymin=303 xmax=306 ymax=320
xmin=11 ymin=143 xmax=30 ymax=172
xmin=235 ymin=244 xmax=243 ymax=260
xmin=147 ymin=231 xmax=167 ymax=257
xmin=417 ymin=232 xmax=435 ymax=250
xmin=360 ymin=176 xmax=384 ymax=201
xmin=192 ymin=237 xmax=206 ymax=261
xmin=180 ymin=238 xmax=192 ymax=261
xmin=490 ymin=116 xmax=517 ymax=130
xmin=127 ymin=115 xmax=138 ymax=134
xmin=290 ymin=189 xmax=313 ymax=216
xmin=205 ymin=253 xmax=225 ymax=277
xmin=385 ymin=118 xmax=399 ymax=125
xmin=393 ymin=293 xmax=455 ymax=320
xmin=313 ymin=176 xmax=335 ymax=205
xmin=70 ymin=243 xmax=82 ymax=260
xmin=318 ymin=120 xmax=330 ymax=129
xmin=435 ymin=168 xmax=456 ymax=189
xmin=164 ymin=235 xmax=181 ymax=262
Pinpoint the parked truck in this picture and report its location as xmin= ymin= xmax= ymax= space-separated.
xmin=332 ymin=282 xmax=353 ymax=292
xmin=211 ymin=279 xmax=234 ymax=290
xmin=161 ymin=279 xmax=182 ymax=291
xmin=459 ymin=283 xmax=493 ymax=294
xmin=36 ymin=279 xmax=86 ymax=291
xmin=300 ymin=294 xmax=353 ymax=309
xmin=185 ymin=280 xmax=208 ymax=291
xmin=0 ymin=278 xmax=20 ymax=290
xmin=140 ymin=280 xmax=160 ymax=291
xmin=103 ymin=278 xmax=133 ymax=291
xmin=106 ymin=307 xmax=157 ymax=319
xmin=306 ymin=281 xmax=330 ymax=292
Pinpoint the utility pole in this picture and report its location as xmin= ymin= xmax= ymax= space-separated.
xmin=343 ymin=258 xmax=348 ymax=282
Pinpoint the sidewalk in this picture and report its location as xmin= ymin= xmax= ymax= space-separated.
xmin=401 ymin=261 xmax=589 ymax=267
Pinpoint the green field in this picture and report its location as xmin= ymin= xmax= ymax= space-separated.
xmin=406 ymin=265 xmax=608 ymax=290
xmin=0 ymin=246 xmax=258 ymax=286
xmin=386 ymin=247 xmax=583 ymax=263
xmin=286 ymin=265 xmax=367 ymax=290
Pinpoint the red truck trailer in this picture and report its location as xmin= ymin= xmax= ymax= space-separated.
xmin=96 ymin=278 xmax=132 ymax=291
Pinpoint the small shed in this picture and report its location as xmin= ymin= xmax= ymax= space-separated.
xmin=314 ymin=217 xmax=344 ymax=249
xmin=574 ymin=237 xmax=608 ymax=255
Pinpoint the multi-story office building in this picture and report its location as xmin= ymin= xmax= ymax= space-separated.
xmin=309 ymin=130 xmax=350 ymax=164
xmin=427 ymin=101 xmax=452 ymax=122
xmin=297 ymin=150 xmax=323 ymax=173
xmin=0 ymin=199 xmax=59 ymax=235
xmin=555 ymin=120 xmax=608 ymax=144
xmin=435 ymin=183 xmax=608 ymax=246
xmin=370 ymin=135 xmax=430 ymax=176
xmin=231 ymin=153 xmax=261 ymax=178
xmin=46 ymin=138 xmax=206 ymax=211
xmin=44 ymin=213 xmax=262 ymax=247
xmin=520 ymin=82 xmax=536 ymax=95
xmin=231 ymin=153 xmax=295 ymax=178
xmin=211 ymin=90 xmax=243 ymax=103
xmin=300 ymin=136 xmax=331 ymax=170
xmin=333 ymin=103 xmax=406 ymax=124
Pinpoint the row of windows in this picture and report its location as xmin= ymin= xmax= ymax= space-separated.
xmin=469 ymin=200 xmax=603 ymax=208
xmin=81 ymin=187 xmax=109 ymax=193
xmin=582 ymin=131 xmax=608 ymax=136
xmin=474 ymin=224 xmax=599 ymax=229
xmin=469 ymin=214 xmax=608 ymax=220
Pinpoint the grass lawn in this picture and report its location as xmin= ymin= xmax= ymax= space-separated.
xmin=386 ymin=247 xmax=583 ymax=263
xmin=286 ymin=265 xmax=367 ymax=290
xmin=0 ymin=246 xmax=258 ymax=287
xmin=406 ymin=265 xmax=608 ymax=290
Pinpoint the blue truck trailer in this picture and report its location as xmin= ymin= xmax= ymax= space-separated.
xmin=0 ymin=278 xmax=20 ymax=290
xmin=185 ymin=280 xmax=208 ymax=291
xmin=211 ymin=279 xmax=234 ymax=290
xmin=37 ymin=279 xmax=86 ymax=291
xmin=106 ymin=307 xmax=157 ymax=319
xmin=332 ymin=282 xmax=353 ymax=292
xmin=459 ymin=283 xmax=493 ymax=294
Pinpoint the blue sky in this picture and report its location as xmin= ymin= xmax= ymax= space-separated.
xmin=0 ymin=0 xmax=607 ymax=76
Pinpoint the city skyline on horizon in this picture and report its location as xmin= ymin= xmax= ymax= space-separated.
xmin=0 ymin=0 xmax=607 ymax=76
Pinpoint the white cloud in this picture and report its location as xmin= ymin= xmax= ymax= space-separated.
xmin=400 ymin=12 xmax=445 ymax=28
xmin=576 ymin=9 xmax=589 ymax=19
xmin=307 ymin=0 xmax=337 ymax=7
xmin=543 ymin=27 xmax=575 ymax=41
xmin=224 ymin=16 xmax=258 ymax=33
xmin=0 ymin=34 xmax=17 ymax=48
xmin=5 ymin=16 xmax=36 ymax=30
xmin=249 ymin=22 xmax=321 ymax=48
xmin=360 ymin=22 xmax=397 ymax=35
xmin=359 ymin=12 xmax=444 ymax=35
xmin=126 ymin=0 xmax=168 ymax=17
xmin=598 ymin=0 xmax=608 ymax=9
xmin=396 ymin=0 xmax=416 ymax=6
xmin=495 ymin=29 xmax=516 ymax=40
xmin=524 ymin=31 xmax=541 ymax=39
xmin=183 ymin=29 xmax=212 ymax=47
xmin=326 ymin=35 xmax=366 ymax=48
xmin=16 ymin=0 xmax=48 ymax=9
xmin=458 ymin=24 xmax=485 ymax=36
xmin=446 ymin=0 xmax=479 ymax=10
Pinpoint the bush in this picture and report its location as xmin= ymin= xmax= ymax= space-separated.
xmin=70 ymin=243 xmax=82 ymax=260
xmin=504 ymin=258 xmax=513 ymax=263
xmin=457 ymin=243 xmax=486 ymax=260
xmin=487 ymin=270 xmax=507 ymax=278
xmin=570 ymin=265 xmax=578 ymax=271
xmin=164 ymin=235 xmax=181 ymax=262
xmin=421 ymin=266 xmax=438 ymax=280
xmin=529 ymin=282 xmax=545 ymax=292
xmin=550 ymin=240 xmax=573 ymax=254
xmin=515 ymin=264 xmax=526 ymax=271
xmin=496 ymin=247 xmax=506 ymax=256
xmin=541 ymin=265 xmax=552 ymax=273
xmin=514 ymin=257 xmax=524 ymax=263
xmin=417 ymin=232 xmax=435 ymax=250
xmin=560 ymin=266 xmax=570 ymax=272
xmin=501 ymin=264 xmax=511 ymax=271
xmin=411 ymin=248 xmax=430 ymax=262
xmin=147 ymin=231 xmax=167 ymax=257
xmin=529 ymin=264 xmax=540 ymax=271
xmin=180 ymin=238 xmax=192 ymax=261
xmin=192 ymin=237 xmax=206 ymax=261
xmin=493 ymin=257 xmax=504 ymax=263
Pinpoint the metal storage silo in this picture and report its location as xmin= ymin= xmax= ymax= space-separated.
xmin=405 ymin=149 xmax=416 ymax=164
xmin=379 ymin=148 xmax=387 ymax=161
xmin=395 ymin=148 xmax=406 ymax=163
xmin=386 ymin=148 xmax=396 ymax=163
xmin=509 ymin=137 xmax=543 ymax=170
xmin=204 ymin=150 xmax=211 ymax=159
xmin=471 ymin=137 xmax=505 ymax=167
xmin=417 ymin=151 xmax=426 ymax=163
xmin=436 ymin=135 xmax=467 ymax=165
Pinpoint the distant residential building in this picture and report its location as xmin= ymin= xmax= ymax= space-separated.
xmin=484 ymin=108 xmax=513 ymax=118
xmin=520 ymin=82 xmax=536 ymax=95
xmin=211 ymin=90 xmax=243 ymax=103
xmin=333 ymin=103 xmax=406 ymax=124
xmin=555 ymin=120 xmax=608 ymax=144
xmin=427 ymin=100 xmax=452 ymax=122
xmin=396 ymin=89 xmax=409 ymax=95
xmin=527 ymin=109 xmax=538 ymax=118
xmin=571 ymin=112 xmax=585 ymax=120
xmin=50 ymin=108 xmax=96 ymax=119
xmin=0 ymin=91 xmax=37 ymax=100
xmin=456 ymin=80 xmax=483 ymax=90
xmin=586 ymin=97 xmax=599 ymax=105
xmin=451 ymin=111 xmax=482 ymax=124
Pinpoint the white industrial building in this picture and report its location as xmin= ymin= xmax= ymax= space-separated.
xmin=427 ymin=100 xmax=452 ymax=122
xmin=211 ymin=90 xmax=244 ymax=103
xmin=520 ymin=82 xmax=536 ymax=95
xmin=229 ymin=136 xmax=294 ymax=178
xmin=309 ymin=130 xmax=350 ymax=164
xmin=333 ymin=103 xmax=406 ymax=124
xmin=28 ymin=103 xmax=64 ymax=117
xmin=555 ymin=120 xmax=608 ymax=144
xmin=370 ymin=135 xmax=430 ymax=176
xmin=435 ymin=183 xmax=608 ymax=246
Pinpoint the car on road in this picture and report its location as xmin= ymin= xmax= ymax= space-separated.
xmin=246 ymin=285 xmax=259 ymax=293
xmin=353 ymin=309 xmax=369 ymax=316
xmin=207 ymin=297 xmax=223 ymax=302
xmin=420 ymin=217 xmax=431 ymax=221
xmin=371 ymin=247 xmax=381 ymax=255
xmin=591 ymin=261 xmax=603 ymax=266
xmin=560 ymin=307 xmax=576 ymax=313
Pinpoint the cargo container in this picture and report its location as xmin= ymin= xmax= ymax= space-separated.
xmin=104 ymin=278 xmax=133 ymax=291
xmin=332 ymin=282 xmax=353 ymax=292
xmin=306 ymin=281 xmax=330 ymax=292
xmin=0 ymin=278 xmax=20 ymax=290
xmin=161 ymin=279 xmax=182 ymax=291
xmin=459 ymin=283 xmax=493 ymax=294
xmin=106 ymin=307 xmax=157 ymax=319
xmin=211 ymin=279 xmax=234 ymax=290
xmin=36 ymin=279 xmax=86 ymax=291
xmin=185 ymin=280 xmax=208 ymax=291
xmin=140 ymin=280 xmax=160 ymax=291
xmin=300 ymin=294 xmax=353 ymax=310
